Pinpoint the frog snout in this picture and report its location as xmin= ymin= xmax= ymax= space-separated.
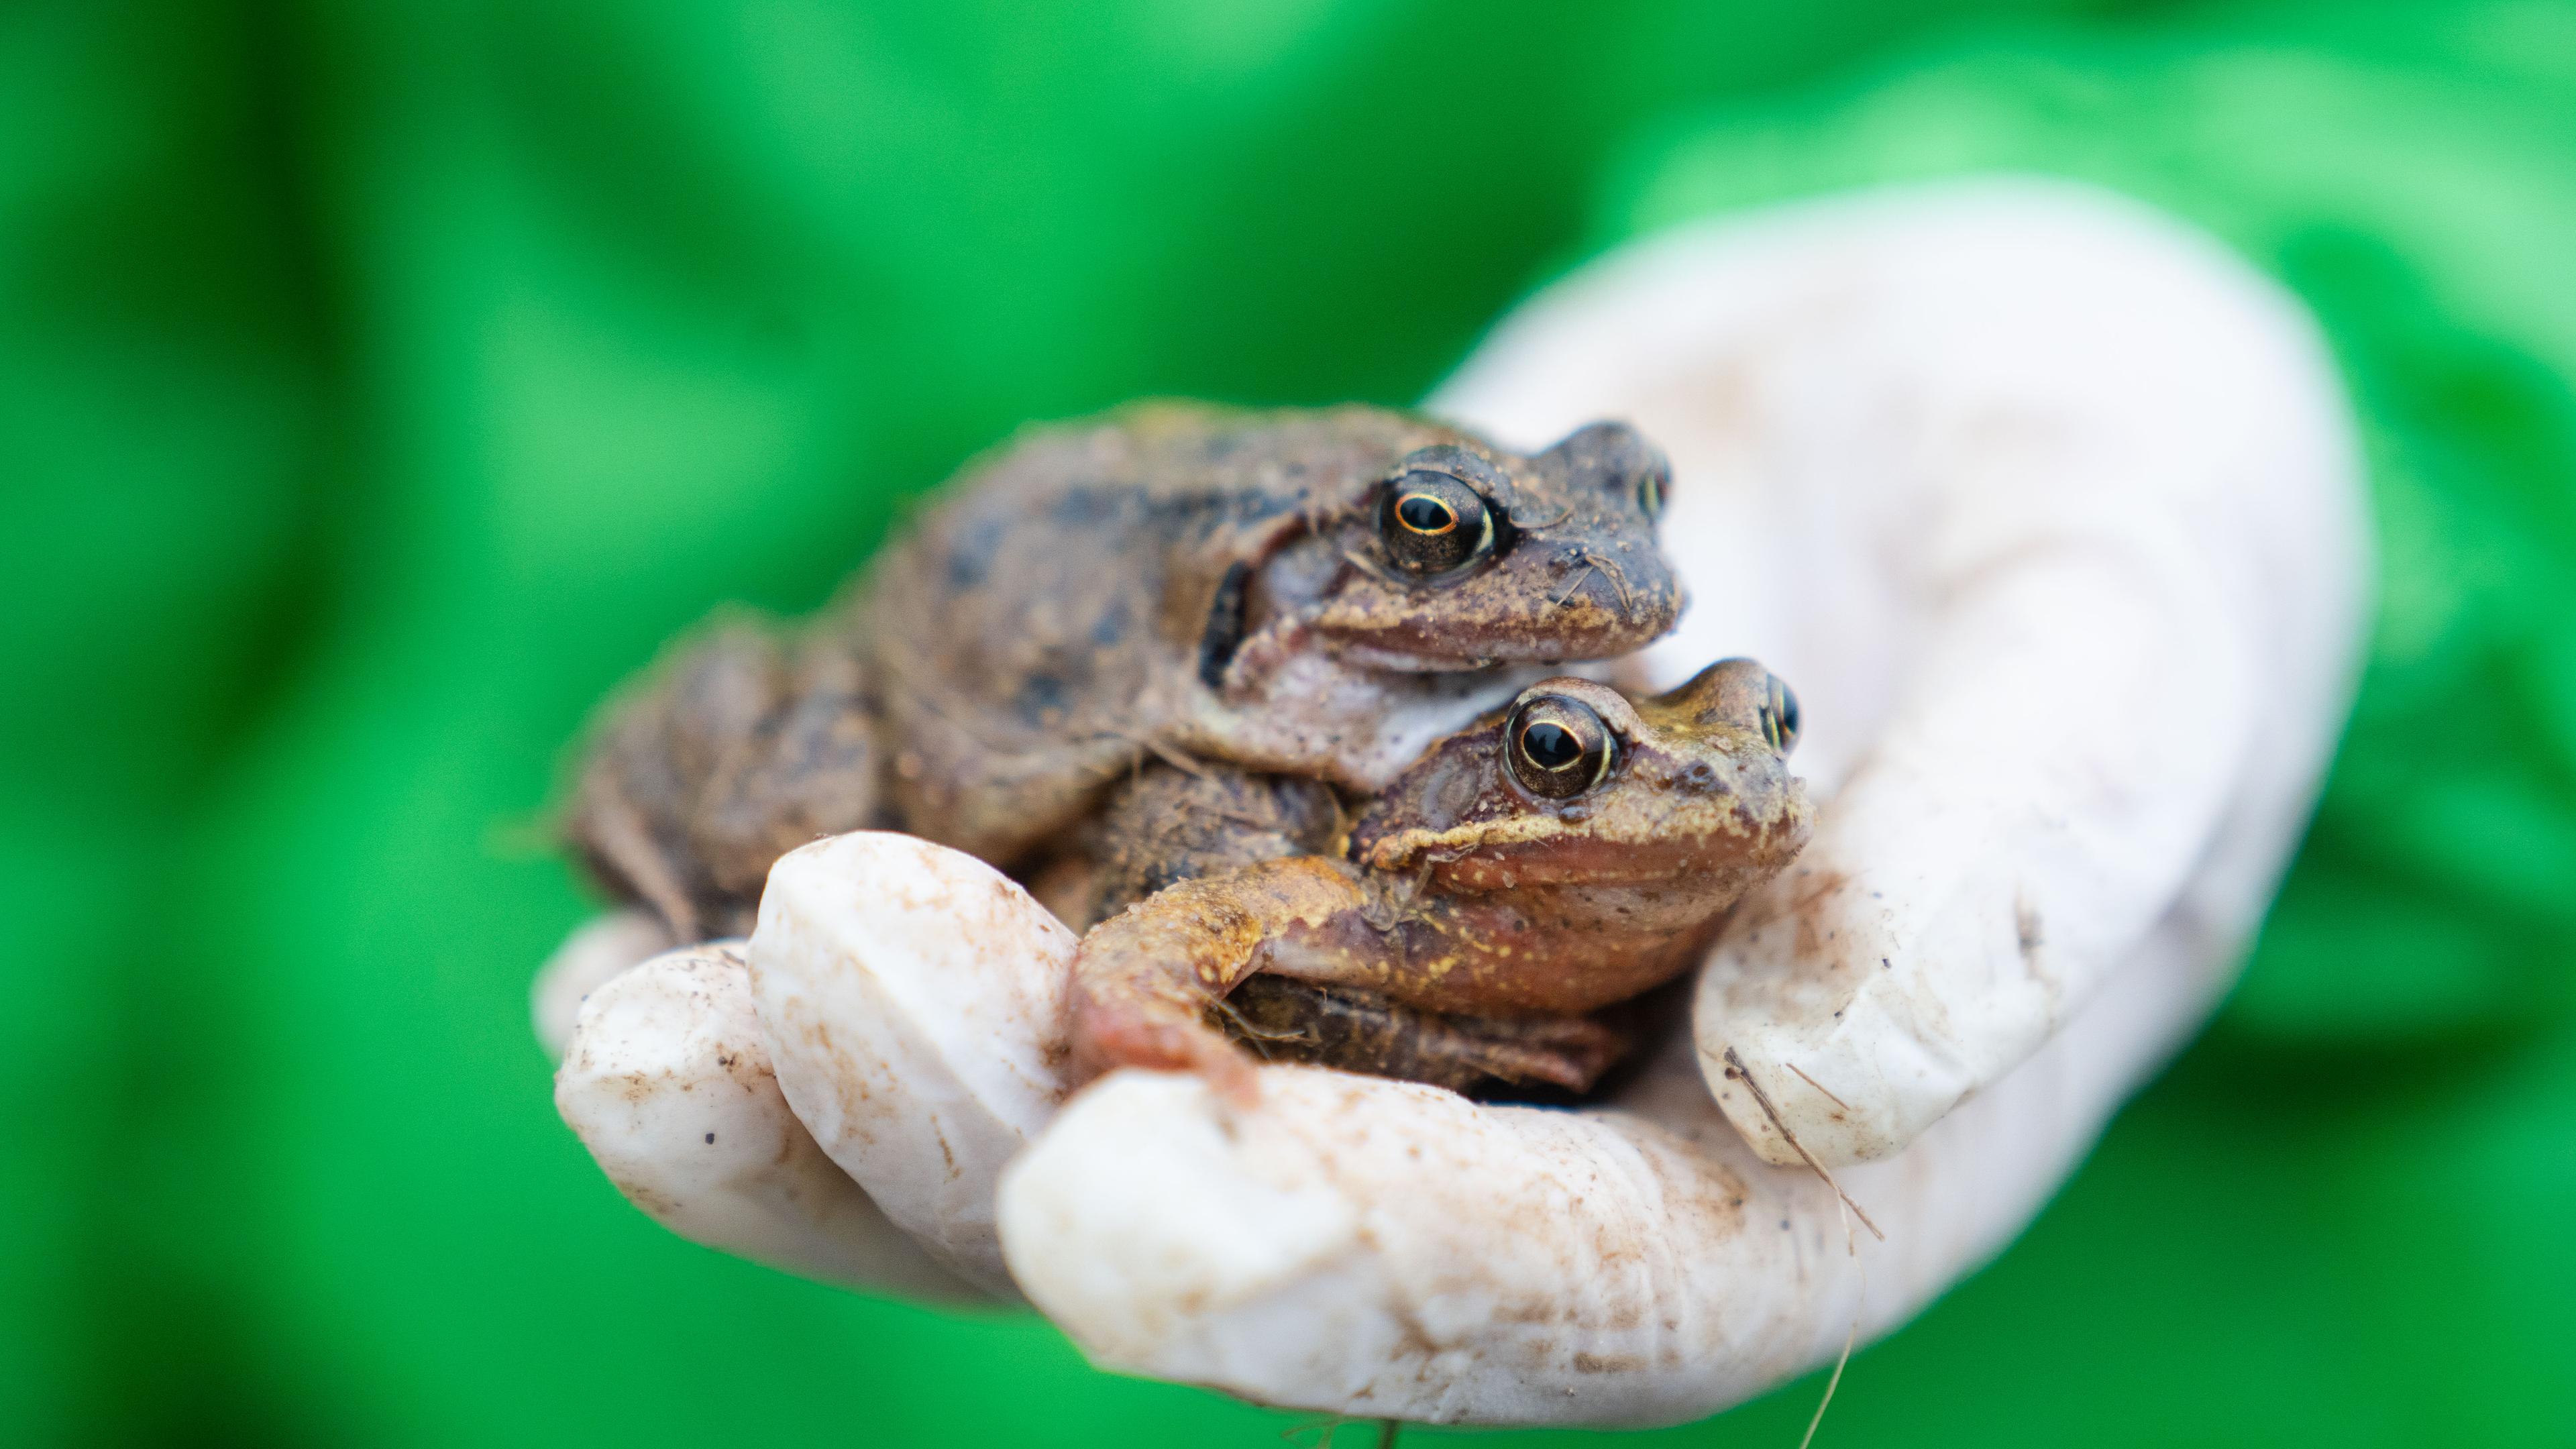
xmin=1535 ymin=538 xmax=1680 ymax=630
xmin=1536 ymin=419 xmax=1662 ymax=488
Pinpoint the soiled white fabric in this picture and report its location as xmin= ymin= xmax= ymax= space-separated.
xmin=533 ymin=909 xmax=672 ymax=1060
xmin=1435 ymin=177 xmax=2366 ymax=1168
xmin=749 ymin=836 xmax=1074 ymax=1298
xmin=545 ymin=176 xmax=2369 ymax=1426
xmin=552 ymin=941 xmax=980 ymax=1302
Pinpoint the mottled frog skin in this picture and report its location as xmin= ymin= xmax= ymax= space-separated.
xmin=1065 ymin=660 xmax=1813 ymax=1098
xmin=570 ymin=402 xmax=1682 ymax=941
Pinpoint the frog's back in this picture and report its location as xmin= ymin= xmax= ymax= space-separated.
xmin=861 ymin=402 xmax=1456 ymax=863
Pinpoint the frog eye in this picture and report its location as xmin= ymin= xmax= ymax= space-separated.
xmin=1636 ymin=462 xmax=1668 ymax=522
xmin=1380 ymin=470 xmax=1496 ymax=576
xmin=1760 ymin=675 xmax=1801 ymax=755
xmin=1506 ymin=695 xmax=1615 ymax=800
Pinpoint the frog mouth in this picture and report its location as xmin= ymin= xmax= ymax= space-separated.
xmin=1380 ymin=820 xmax=1803 ymax=888
xmin=1313 ymin=584 xmax=1683 ymax=671
xmin=1330 ymin=641 xmax=1510 ymax=673
xmin=1326 ymin=637 xmax=1653 ymax=676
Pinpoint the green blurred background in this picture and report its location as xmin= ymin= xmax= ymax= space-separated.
xmin=6 ymin=0 xmax=2575 ymax=1444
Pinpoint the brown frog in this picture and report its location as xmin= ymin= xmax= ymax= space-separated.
xmin=572 ymin=402 xmax=1681 ymax=942
xmin=1065 ymin=659 xmax=1813 ymax=1100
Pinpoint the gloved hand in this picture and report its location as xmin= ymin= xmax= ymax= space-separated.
xmin=545 ymin=176 xmax=2368 ymax=1427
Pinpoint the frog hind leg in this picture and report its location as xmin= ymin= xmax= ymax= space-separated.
xmin=570 ymin=620 xmax=882 ymax=941
xmin=1060 ymin=764 xmax=1344 ymax=930
xmin=1218 ymin=977 xmax=1628 ymax=1096
xmin=1067 ymin=855 xmax=1369 ymax=1105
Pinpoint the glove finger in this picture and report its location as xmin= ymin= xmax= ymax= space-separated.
xmin=532 ymin=908 xmax=672 ymax=1061
xmin=995 ymin=883 xmax=2229 ymax=1426
xmin=749 ymin=831 xmax=1076 ymax=1297
xmin=554 ymin=942 xmax=981 ymax=1301
xmin=1438 ymin=180 xmax=2367 ymax=1166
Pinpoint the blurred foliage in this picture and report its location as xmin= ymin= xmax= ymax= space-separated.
xmin=1 ymin=1 xmax=2571 ymax=1446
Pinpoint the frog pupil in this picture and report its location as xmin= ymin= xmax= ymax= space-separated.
xmin=1521 ymin=721 xmax=1582 ymax=770
xmin=1397 ymin=493 xmax=1458 ymax=535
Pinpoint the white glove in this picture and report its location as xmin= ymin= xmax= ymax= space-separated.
xmin=546 ymin=176 xmax=2368 ymax=1426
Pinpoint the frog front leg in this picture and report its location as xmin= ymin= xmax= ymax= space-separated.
xmin=1216 ymin=977 xmax=1629 ymax=1096
xmin=1065 ymin=857 xmax=1373 ymax=1103
xmin=1059 ymin=763 xmax=1344 ymax=930
xmin=1066 ymin=865 xmax=1631 ymax=1101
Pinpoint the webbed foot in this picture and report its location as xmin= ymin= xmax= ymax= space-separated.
xmin=1067 ymin=995 xmax=1261 ymax=1106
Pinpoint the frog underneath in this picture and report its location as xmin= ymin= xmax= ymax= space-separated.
xmin=1065 ymin=659 xmax=1812 ymax=1099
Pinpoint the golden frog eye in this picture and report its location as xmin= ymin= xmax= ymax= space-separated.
xmin=1506 ymin=695 xmax=1615 ymax=800
xmin=1637 ymin=463 xmax=1668 ymax=522
xmin=1380 ymin=470 xmax=1495 ymax=576
xmin=1761 ymin=674 xmax=1801 ymax=755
